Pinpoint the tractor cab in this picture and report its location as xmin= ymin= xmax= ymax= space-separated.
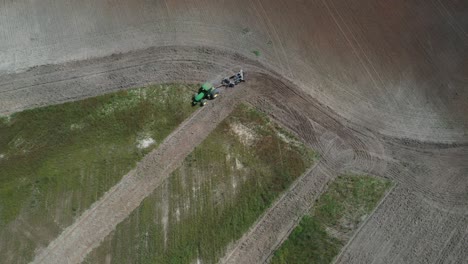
xmin=192 ymin=82 xmax=219 ymax=106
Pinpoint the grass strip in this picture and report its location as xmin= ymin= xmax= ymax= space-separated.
xmin=271 ymin=174 xmax=392 ymax=264
xmin=0 ymin=84 xmax=196 ymax=262
xmin=84 ymin=104 xmax=318 ymax=264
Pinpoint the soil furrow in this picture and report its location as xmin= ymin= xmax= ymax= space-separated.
xmin=31 ymin=84 xmax=249 ymax=264
xmin=0 ymin=44 xmax=465 ymax=263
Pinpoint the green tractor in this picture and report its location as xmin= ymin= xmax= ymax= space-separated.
xmin=192 ymin=82 xmax=220 ymax=106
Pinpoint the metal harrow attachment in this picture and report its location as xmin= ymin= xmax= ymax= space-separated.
xmin=221 ymin=69 xmax=245 ymax=87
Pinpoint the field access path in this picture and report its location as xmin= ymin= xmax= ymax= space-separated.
xmin=0 ymin=46 xmax=467 ymax=263
xmin=30 ymin=76 xmax=249 ymax=264
xmin=222 ymin=77 xmax=468 ymax=264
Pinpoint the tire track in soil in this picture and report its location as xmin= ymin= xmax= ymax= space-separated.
xmin=220 ymin=162 xmax=336 ymax=264
xmin=0 ymin=45 xmax=465 ymax=263
xmin=335 ymin=185 xmax=468 ymax=264
xmin=331 ymin=183 xmax=398 ymax=264
xmin=31 ymin=83 xmax=250 ymax=264
xmin=0 ymin=46 xmax=270 ymax=115
xmin=220 ymin=75 xmax=387 ymax=264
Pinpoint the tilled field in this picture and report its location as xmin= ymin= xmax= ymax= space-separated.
xmin=0 ymin=46 xmax=466 ymax=263
xmin=0 ymin=0 xmax=467 ymax=263
xmin=335 ymin=185 xmax=468 ymax=264
xmin=0 ymin=0 xmax=466 ymax=143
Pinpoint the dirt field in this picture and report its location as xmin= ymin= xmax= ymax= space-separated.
xmin=1 ymin=0 xmax=466 ymax=143
xmin=84 ymin=104 xmax=316 ymax=264
xmin=0 ymin=0 xmax=467 ymax=263
xmin=335 ymin=185 xmax=468 ymax=264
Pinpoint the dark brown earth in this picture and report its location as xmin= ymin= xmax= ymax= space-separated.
xmin=0 ymin=0 xmax=467 ymax=263
xmin=1 ymin=0 xmax=467 ymax=143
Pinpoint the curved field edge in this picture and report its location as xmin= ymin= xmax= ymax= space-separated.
xmin=0 ymin=83 xmax=197 ymax=263
xmin=270 ymin=174 xmax=393 ymax=264
xmin=83 ymin=104 xmax=318 ymax=264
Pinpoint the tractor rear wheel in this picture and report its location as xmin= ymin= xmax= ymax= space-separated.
xmin=211 ymin=89 xmax=220 ymax=99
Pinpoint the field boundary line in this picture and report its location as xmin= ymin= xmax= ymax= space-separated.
xmin=332 ymin=181 xmax=398 ymax=264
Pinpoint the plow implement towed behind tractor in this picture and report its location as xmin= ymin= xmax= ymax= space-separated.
xmin=192 ymin=70 xmax=245 ymax=106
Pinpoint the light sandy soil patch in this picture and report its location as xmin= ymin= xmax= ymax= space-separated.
xmin=137 ymin=137 xmax=155 ymax=149
xmin=69 ymin=123 xmax=85 ymax=131
xmin=84 ymin=103 xmax=316 ymax=264
xmin=0 ymin=24 xmax=465 ymax=263
xmin=229 ymin=122 xmax=257 ymax=146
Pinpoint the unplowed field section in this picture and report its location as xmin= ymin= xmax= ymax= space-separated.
xmin=0 ymin=46 xmax=466 ymax=263
xmin=0 ymin=14 xmax=466 ymax=262
xmin=31 ymin=85 xmax=248 ymax=264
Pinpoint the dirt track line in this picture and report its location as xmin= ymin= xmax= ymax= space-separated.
xmin=221 ymin=78 xmax=388 ymax=264
xmin=2 ymin=45 xmax=464 ymax=263
xmin=332 ymin=182 xmax=398 ymax=264
xmin=220 ymin=120 xmax=354 ymax=264
xmin=0 ymin=58 xmax=212 ymax=94
xmin=220 ymin=160 xmax=321 ymax=262
xmin=33 ymin=106 xmax=203 ymax=262
xmin=320 ymin=0 xmax=390 ymax=106
xmin=31 ymin=85 xmax=248 ymax=264
xmin=248 ymin=0 xmax=284 ymax=75
xmin=433 ymin=0 xmax=468 ymax=40
xmin=220 ymin=161 xmax=336 ymax=264
xmin=255 ymin=0 xmax=294 ymax=78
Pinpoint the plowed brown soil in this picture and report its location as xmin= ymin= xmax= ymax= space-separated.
xmin=1 ymin=0 xmax=466 ymax=143
xmin=0 ymin=0 xmax=467 ymax=263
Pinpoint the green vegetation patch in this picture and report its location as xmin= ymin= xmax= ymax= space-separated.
xmin=0 ymin=84 xmax=196 ymax=261
xmin=85 ymin=104 xmax=318 ymax=264
xmin=272 ymin=174 xmax=392 ymax=264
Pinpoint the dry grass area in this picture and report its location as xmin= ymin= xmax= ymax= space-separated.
xmin=271 ymin=174 xmax=392 ymax=264
xmin=0 ymin=84 xmax=196 ymax=263
xmin=84 ymin=104 xmax=317 ymax=264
